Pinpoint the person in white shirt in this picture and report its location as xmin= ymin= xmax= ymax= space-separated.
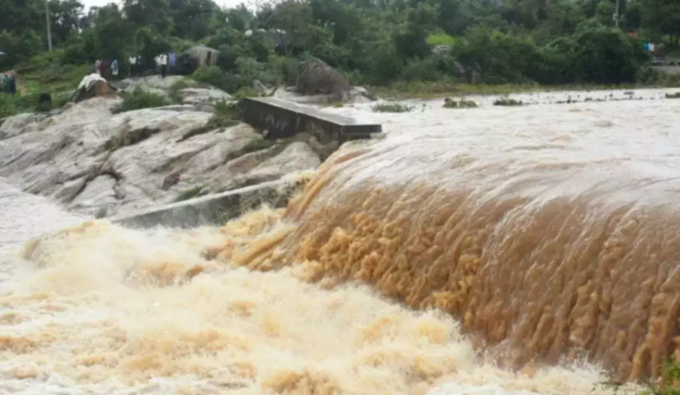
xmin=159 ymin=54 xmax=168 ymax=78
xmin=128 ymin=56 xmax=137 ymax=77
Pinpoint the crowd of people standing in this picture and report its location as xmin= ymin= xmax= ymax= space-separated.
xmin=94 ymin=52 xmax=179 ymax=79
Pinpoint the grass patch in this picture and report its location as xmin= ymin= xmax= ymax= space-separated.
xmin=443 ymin=97 xmax=478 ymax=108
xmin=372 ymin=102 xmax=414 ymax=113
xmin=174 ymin=186 xmax=204 ymax=202
xmin=493 ymin=97 xmax=523 ymax=106
xmin=0 ymin=93 xmax=21 ymax=119
xmin=115 ymin=89 xmax=168 ymax=113
xmin=665 ymin=92 xmax=680 ymax=99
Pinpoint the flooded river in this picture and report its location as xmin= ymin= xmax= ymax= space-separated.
xmin=1 ymin=89 xmax=676 ymax=394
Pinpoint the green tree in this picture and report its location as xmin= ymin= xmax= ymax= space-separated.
xmin=455 ymin=24 xmax=539 ymax=83
xmin=50 ymin=0 xmax=84 ymax=45
xmin=394 ymin=2 xmax=438 ymax=60
xmin=169 ymin=0 xmax=215 ymax=40
xmin=93 ymin=4 xmax=128 ymax=60
xmin=123 ymin=0 xmax=173 ymax=35
xmin=0 ymin=29 xmax=42 ymax=68
xmin=135 ymin=26 xmax=171 ymax=68
xmin=641 ymin=0 xmax=680 ymax=43
xmin=595 ymin=0 xmax=615 ymax=26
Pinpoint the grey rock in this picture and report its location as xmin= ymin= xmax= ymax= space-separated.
xmin=214 ymin=142 xmax=320 ymax=191
xmin=180 ymin=87 xmax=232 ymax=107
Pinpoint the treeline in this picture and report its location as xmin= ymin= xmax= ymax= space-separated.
xmin=1 ymin=0 xmax=679 ymax=90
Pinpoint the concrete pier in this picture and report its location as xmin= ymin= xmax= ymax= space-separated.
xmin=112 ymin=180 xmax=300 ymax=229
xmin=240 ymin=97 xmax=382 ymax=144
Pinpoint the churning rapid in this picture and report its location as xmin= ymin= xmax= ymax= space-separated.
xmin=0 ymin=89 xmax=676 ymax=394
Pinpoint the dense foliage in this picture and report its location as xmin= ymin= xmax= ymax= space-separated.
xmin=0 ymin=0 xmax=678 ymax=92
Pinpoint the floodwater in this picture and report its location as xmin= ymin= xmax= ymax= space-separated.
xmin=1 ymin=89 xmax=676 ymax=394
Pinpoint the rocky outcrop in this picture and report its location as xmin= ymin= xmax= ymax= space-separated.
xmin=115 ymin=75 xmax=187 ymax=93
xmin=206 ymin=141 xmax=320 ymax=192
xmin=0 ymin=97 xmax=320 ymax=217
xmin=179 ymin=87 xmax=232 ymax=109
xmin=114 ymin=77 xmax=234 ymax=110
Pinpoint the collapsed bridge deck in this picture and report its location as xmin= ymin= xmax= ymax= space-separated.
xmin=240 ymin=97 xmax=382 ymax=143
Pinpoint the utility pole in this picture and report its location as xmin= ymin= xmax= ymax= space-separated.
xmin=615 ymin=0 xmax=620 ymax=28
xmin=45 ymin=0 xmax=53 ymax=52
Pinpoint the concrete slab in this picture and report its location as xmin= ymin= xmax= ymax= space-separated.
xmin=240 ymin=97 xmax=381 ymax=144
xmin=112 ymin=179 xmax=301 ymax=229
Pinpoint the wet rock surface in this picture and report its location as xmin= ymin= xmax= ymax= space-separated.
xmin=0 ymin=97 xmax=319 ymax=217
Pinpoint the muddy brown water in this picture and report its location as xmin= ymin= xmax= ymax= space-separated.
xmin=1 ymin=89 xmax=676 ymax=394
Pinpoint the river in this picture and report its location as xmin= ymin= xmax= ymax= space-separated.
xmin=1 ymin=89 xmax=673 ymax=394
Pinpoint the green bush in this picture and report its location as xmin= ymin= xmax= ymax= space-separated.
xmin=493 ymin=97 xmax=523 ymax=106
xmin=427 ymin=31 xmax=456 ymax=46
xmin=0 ymin=93 xmax=21 ymax=119
xmin=267 ymin=56 xmax=299 ymax=87
xmin=233 ymin=87 xmax=260 ymax=99
xmin=116 ymin=89 xmax=168 ymax=113
xmin=217 ymin=44 xmax=243 ymax=72
xmin=168 ymin=79 xmax=191 ymax=103
xmin=563 ymin=21 xmax=647 ymax=84
xmin=191 ymin=66 xmax=240 ymax=93
xmin=455 ymin=25 xmax=539 ymax=84
xmin=372 ymin=102 xmax=414 ymax=113
xmin=443 ymin=97 xmax=477 ymax=108
xmin=400 ymin=57 xmax=443 ymax=82
xmin=642 ymin=360 xmax=680 ymax=395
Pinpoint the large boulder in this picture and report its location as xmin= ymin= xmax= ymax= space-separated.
xmin=295 ymin=58 xmax=351 ymax=96
xmin=35 ymin=93 xmax=53 ymax=113
xmin=73 ymin=74 xmax=113 ymax=103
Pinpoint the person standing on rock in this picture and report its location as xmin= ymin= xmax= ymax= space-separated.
xmin=111 ymin=59 xmax=119 ymax=77
xmin=160 ymin=53 xmax=168 ymax=79
xmin=128 ymin=56 xmax=137 ymax=77
xmin=95 ymin=59 xmax=101 ymax=75
xmin=2 ymin=74 xmax=10 ymax=93
xmin=8 ymin=75 xmax=16 ymax=95
xmin=97 ymin=59 xmax=107 ymax=77
xmin=169 ymin=52 xmax=176 ymax=75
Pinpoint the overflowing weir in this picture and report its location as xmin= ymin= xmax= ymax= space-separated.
xmin=1 ymin=90 xmax=679 ymax=394
xmin=238 ymin=92 xmax=680 ymax=381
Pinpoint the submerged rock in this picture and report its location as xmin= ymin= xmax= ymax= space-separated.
xmin=179 ymin=87 xmax=232 ymax=107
